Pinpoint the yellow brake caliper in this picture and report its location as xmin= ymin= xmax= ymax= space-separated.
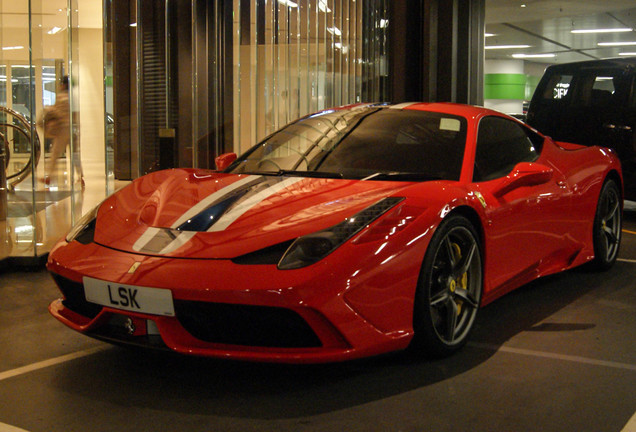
xmin=451 ymin=243 xmax=467 ymax=316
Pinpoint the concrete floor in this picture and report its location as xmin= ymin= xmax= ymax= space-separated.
xmin=1 ymin=212 xmax=635 ymax=432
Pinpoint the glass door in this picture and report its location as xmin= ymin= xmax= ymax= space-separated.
xmin=0 ymin=0 xmax=107 ymax=264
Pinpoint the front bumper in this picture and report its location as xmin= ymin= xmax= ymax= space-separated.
xmin=47 ymin=240 xmax=419 ymax=363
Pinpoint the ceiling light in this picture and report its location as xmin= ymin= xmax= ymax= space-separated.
xmin=2 ymin=46 xmax=24 ymax=51
xmin=318 ymin=0 xmax=331 ymax=13
xmin=512 ymin=53 xmax=556 ymax=58
xmin=571 ymin=28 xmax=632 ymax=34
xmin=619 ymin=52 xmax=636 ymax=56
xmin=485 ymin=33 xmax=496 ymax=37
xmin=485 ymin=44 xmax=531 ymax=50
xmin=598 ymin=41 xmax=636 ymax=46
xmin=48 ymin=26 xmax=63 ymax=35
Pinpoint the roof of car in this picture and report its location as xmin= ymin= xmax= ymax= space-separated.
xmin=544 ymin=56 xmax=636 ymax=72
xmin=317 ymin=102 xmax=513 ymax=123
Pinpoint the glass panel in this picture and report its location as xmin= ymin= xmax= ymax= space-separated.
xmin=0 ymin=0 xmax=40 ymax=260
xmin=192 ymin=1 xmax=228 ymax=169
xmin=1 ymin=0 xmax=106 ymax=263
xmin=104 ymin=1 xmax=115 ymax=195
xmin=229 ymin=108 xmax=467 ymax=181
xmin=232 ymin=0 xmax=389 ymax=156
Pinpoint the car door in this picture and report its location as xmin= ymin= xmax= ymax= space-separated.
xmin=564 ymin=68 xmax=632 ymax=152
xmin=472 ymin=116 xmax=573 ymax=293
xmin=621 ymin=71 xmax=636 ymax=198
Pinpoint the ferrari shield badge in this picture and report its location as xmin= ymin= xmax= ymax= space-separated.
xmin=475 ymin=191 xmax=487 ymax=209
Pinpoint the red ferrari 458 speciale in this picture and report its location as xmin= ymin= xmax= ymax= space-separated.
xmin=48 ymin=102 xmax=623 ymax=363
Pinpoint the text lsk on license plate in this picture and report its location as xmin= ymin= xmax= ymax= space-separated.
xmin=83 ymin=277 xmax=175 ymax=316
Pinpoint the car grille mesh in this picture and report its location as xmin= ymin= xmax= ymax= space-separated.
xmin=51 ymin=273 xmax=103 ymax=319
xmin=51 ymin=274 xmax=322 ymax=349
xmin=174 ymin=300 xmax=322 ymax=348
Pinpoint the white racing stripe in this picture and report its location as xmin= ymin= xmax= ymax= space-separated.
xmin=208 ymin=176 xmax=304 ymax=232
xmin=133 ymin=175 xmax=263 ymax=254
xmin=159 ymin=231 xmax=196 ymax=255
xmin=132 ymin=175 xmax=303 ymax=253
xmin=132 ymin=226 xmax=161 ymax=252
xmin=170 ymin=175 xmax=262 ymax=228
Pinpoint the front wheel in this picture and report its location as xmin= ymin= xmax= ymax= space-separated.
xmin=590 ymin=179 xmax=622 ymax=271
xmin=412 ymin=215 xmax=483 ymax=357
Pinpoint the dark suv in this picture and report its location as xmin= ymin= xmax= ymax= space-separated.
xmin=527 ymin=57 xmax=636 ymax=199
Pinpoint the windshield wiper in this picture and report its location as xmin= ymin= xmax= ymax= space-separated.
xmin=260 ymin=169 xmax=344 ymax=179
xmin=361 ymin=172 xmax=442 ymax=181
xmin=282 ymin=170 xmax=344 ymax=179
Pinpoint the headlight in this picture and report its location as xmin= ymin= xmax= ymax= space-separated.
xmin=278 ymin=197 xmax=404 ymax=269
xmin=65 ymin=203 xmax=101 ymax=244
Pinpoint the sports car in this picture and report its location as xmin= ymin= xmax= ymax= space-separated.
xmin=47 ymin=102 xmax=623 ymax=363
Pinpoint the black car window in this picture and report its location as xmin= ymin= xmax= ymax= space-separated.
xmin=314 ymin=109 xmax=467 ymax=180
xmin=540 ymin=73 xmax=573 ymax=100
xmin=229 ymin=108 xmax=363 ymax=173
xmin=631 ymin=74 xmax=636 ymax=108
xmin=564 ymin=69 xmax=631 ymax=108
xmin=474 ymin=116 xmax=540 ymax=182
xmin=229 ymin=108 xmax=468 ymax=181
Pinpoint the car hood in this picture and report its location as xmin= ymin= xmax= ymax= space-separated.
xmin=94 ymin=169 xmax=415 ymax=259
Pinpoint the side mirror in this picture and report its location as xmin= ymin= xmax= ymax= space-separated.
xmin=215 ymin=152 xmax=237 ymax=171
xmin=493 ymin=162 xmax=553 ymax=197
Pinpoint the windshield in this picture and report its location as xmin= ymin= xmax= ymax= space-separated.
xmin=227 ymin=107 xmax=467 ymax=181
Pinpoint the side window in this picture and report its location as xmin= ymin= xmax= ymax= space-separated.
xmin=541 ymin=73 xmax=572 ymax=100
xmin=571 ymin=70 xmax=629 ymax=108
xmin=587 ymin=75 xmax=617 ymax=107
xmin=474 ymin=117 xmax=540 ymax=182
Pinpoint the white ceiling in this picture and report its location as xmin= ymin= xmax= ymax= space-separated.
xmin=486 ymin=0 xmax=636 ymax=63
xmin=2 ymin=0 xmax=635 ymax=66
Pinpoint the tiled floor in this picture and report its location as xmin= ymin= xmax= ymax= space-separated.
xmin=1 ymin=162 xmax=635 ymax=431
xmin=1 ymin=157 xmax=124 ymax=262
xmin=1 ymin=219 xmax=635 ymax=432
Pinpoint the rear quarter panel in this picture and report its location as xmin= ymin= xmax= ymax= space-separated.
xmin=549 ymin=140 xmax=623 ymax=255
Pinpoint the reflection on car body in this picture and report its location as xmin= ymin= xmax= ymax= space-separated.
xmin=48 ymin=102 xmax=622 ymax=363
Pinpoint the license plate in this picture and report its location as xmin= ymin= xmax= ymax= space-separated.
xmin=83 ymin=277 xmax=175 ymax=317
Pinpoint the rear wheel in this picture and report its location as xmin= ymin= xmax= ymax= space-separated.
xmin=590 ymin=179 xmax=622 ymax=271
xmin=412 ymin=215 xmax=483 ymax=357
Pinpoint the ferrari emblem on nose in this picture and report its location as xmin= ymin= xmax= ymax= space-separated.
xmin=475 ymin=191 xmax=487 ymax=209
xmin=127 ymin=262 xmax=142 ymax=274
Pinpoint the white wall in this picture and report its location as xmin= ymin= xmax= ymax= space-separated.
xmin=78 ymin=27 xmax=105 ymax=164
xmin=484 ymin=59 xmax=524 ymax=75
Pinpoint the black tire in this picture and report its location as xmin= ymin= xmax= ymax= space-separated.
xmin=590 ymin=179 xmax=622 ymax=271
xmin=412 ymin=215 xmax=483 ymax=357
